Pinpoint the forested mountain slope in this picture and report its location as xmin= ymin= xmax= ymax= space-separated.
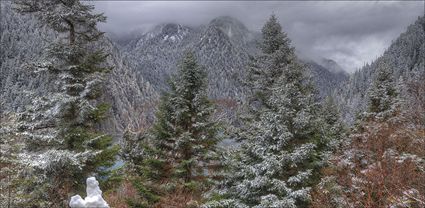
xmin=121 ymin=16 xmax=258 ymax=100
xmin=336 ymin=15 xmax=425 ymax=123
xmin=305 ymin=58 xmax=349 ymax=98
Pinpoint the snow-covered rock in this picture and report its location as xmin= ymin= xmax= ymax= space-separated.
xmin=69 ymin=177 xmax=109 ymax=208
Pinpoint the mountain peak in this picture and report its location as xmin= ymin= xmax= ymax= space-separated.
xmin=319 ymin=58 xmax=347 ymax=74
xmin=161 ymin=23 xmax=185 ymax=35
xmin=209 ymin=16 xmax=249 ymax=34
xmin=207 ymin=16 xmax=254 ymax=44
xmin=143 ymin=23 xmax=191 ymax=43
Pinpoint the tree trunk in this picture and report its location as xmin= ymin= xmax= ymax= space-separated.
xmin=185 ymin=163 xmax=192 ymax=183
xmin=184 ymin=149 xmax=192 ymax=183
xmin=63 ymin=18 xmax=75 ymax=45
xmin=69 ymin=24 xmax=75 ymax=45
xmin=8 ymin=174 xmax=11 ymax=208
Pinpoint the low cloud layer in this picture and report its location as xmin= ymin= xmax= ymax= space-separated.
xmin=93 ymin=1 xmax=423 ymax=73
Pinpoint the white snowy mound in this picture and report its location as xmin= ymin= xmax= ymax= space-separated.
xmin=69 ymin=177 xmax=109 ymax=208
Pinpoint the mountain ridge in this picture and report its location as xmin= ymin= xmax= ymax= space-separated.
xmin=119 ymin=15 xmax=348 ymax=102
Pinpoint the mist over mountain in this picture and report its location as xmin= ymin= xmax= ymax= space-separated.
xmin=304 ymin=59 xmax=349 ymax=98
xmin=117 ymin=16 xmax=348 ymax=103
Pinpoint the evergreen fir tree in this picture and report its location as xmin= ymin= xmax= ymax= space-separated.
xmin=13 ymin=0 xmax=119 ymax=206
xmin=246 ymin=14 xmax=295 ymax=117
xmin=204 ymin=15 xmax=325 ymax=208
xmin=132 ymin=51 xmax=221 ymax=206
xmin=260 ymin=15 xmax=293 ymax=56
xmin=367 ymin=60 xmax=398 ymax=115
xmin=0 ymin=114 xmax=25 ymax=208
xmin=319 ymin=96 xmax=347 ymax=152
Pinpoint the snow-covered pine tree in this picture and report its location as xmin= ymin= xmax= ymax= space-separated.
xmin=319 ymin=96 xmax=347 ymax=153
xmin=204 ymin=15 xmax=325 ymax=208
xmin=367 ymin=60 xmax=399 ymax=117
xmin=12 ymin=0 xmax=119 ymax=206
xmin=0 ymin=114 xmax=26 ymax=208
xmin=246 ymin=14 xmax=294 ymax=115
xmin=260 ymin=15 xmax=293 ymax=56
xmin=131 ymin=51 xmax=221 ymax=206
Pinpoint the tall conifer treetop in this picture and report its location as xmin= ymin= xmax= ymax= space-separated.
xmin=246 ymin=15 xmax=296 ymax=114
xmin=14 ymin=0 xmax=106 ymax=45
xmin=368 ymin=60 xmax=398 ymax=114
xmin=260 ymin=15 xmax=292 ymax=55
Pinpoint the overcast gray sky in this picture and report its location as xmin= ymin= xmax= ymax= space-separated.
xmin=93 ymin=1 xmax=424 ymax=73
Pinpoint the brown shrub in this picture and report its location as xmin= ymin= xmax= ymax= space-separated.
xmin=312 ymin=112 xmax=425 ymax=208
xmin=153 ymin=187 xmax=201 ymax=208
xmin=104 ymin=179 xmax=140 ymax=208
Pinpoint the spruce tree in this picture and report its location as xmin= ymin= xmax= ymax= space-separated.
xmin=204 ymin=15 xmax=324 ymax=208
xmin=0 ymin=114 xmax=25 ymax=208
xmin=367 ymin=61 xmax=398 ymax=115
xmin=132 ymin=51 xmax=221 ymax=206
xmin=13 ymin=0 xmax=118 ymax=206
xmin=319 ymin=96 xmax=347 ymax=152
xmin=246 ymin=14 xmax=294 ymax=117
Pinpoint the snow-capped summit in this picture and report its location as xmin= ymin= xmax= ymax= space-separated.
xmin=156 ymin=23 xmax=190 ymax=42
xmin=141 ymin=23 xmax=191 ymax=44
xmin=162 ymin=23 xmax=189 ymax=40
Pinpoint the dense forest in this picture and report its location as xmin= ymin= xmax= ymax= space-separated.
xmin=0 ymin=0 xmax=424 ymax=208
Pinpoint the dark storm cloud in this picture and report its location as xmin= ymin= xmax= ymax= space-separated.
xmin=93 ymin=1 xmax=423 ymax=73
